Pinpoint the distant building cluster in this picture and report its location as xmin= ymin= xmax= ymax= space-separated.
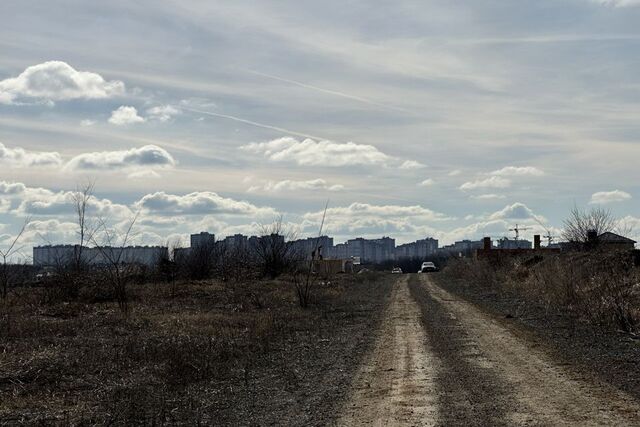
xmin=33 ymin=245 xmax=168 ymax=268
xmin=36 ymin=229 xmax=628 ymax=268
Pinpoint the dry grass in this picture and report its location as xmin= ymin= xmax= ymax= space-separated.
xmin=443 ymin=251 xmax=640 ymax=333
xmin=0 ymin=272 xmax=393 ymax=425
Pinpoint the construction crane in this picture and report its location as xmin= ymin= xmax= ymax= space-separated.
xmin=509 ymin=224 xmax=531 ymax=241
xmin=534 ymin=217 xmax=558 ymax=246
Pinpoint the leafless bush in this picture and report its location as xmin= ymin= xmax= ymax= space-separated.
xmin=91 ymin=213 xmax=140 ymax=314
xmin=216 ymin=242 xmax=255 ymax=283
xmin=254 ymin=216 xmax=299 ymax=279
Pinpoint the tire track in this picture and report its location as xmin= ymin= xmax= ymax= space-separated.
xmin=336 ymin=276 xmax=438 ymax=426
xmin=417 ymin=274 xmax=640 ymax=426
xmin=408 ymin=274 xmax=513 ymax=426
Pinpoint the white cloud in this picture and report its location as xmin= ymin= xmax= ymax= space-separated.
xmin=471 ymin=194 xmax=506 ymax=200
xmin=590 ymin=0 xmax=640 ymax=7
xmin=240 ymin=137 xmax=392 ymax=167
xmin=0 ymin=182 xmax=27 ymax=195
xmin=108 ymin=106 xmax=145 ymax=125
xmin=448 ymin=170 xmax=462 ymax=176
xmin=147 ymin=105 xmax=181 ymax=122
xmin=248 ymin=179 xmax=344 ymax=193
xmin=488 ymin=202 xmax=542 ymax=221
xmin=0 ymin=181 xmax=132 ymax=219
xmin=399 ymin=160 xmax=426 ymax=170
xmin=80 ymin=119 xmax=96 ymax=127
xmin=135 ymin=191 xmax=276 ymax=217
xmin=0 ymin=142 xmax=62 ymax=167
xmin=589 ymin=190 xmax=632 ymax=204
xmin=0 ymin=199 xmax=10 ymax=213
xmin=490 ymin=166 xmax=544 ymax=177
xmin=303 ymin=202 xmax=450 ymax=237
xmin=460 ymin=176 xmax=511 ymax=191
xmin=128 ymin=169 xmax=161 ymax=179
xmin=418 ymin=178 xmax=435 ymax=187
xmin=0 ymin=61 xmax=124 ymax=105
xmin=65 ymin=145 xmax=175 ymax=171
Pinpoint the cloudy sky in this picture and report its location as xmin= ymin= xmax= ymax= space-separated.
xmin=1 ymin=0 xmax=639 ymax=257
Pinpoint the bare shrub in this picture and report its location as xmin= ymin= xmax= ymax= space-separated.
xmin=445 ymin=251 xmax=639 ymax=333
xmin=217 ymin=242 xmax=255 ymax=283
xmin=91 ymin=213 xmax=140 ymax=314
xmin=254 ymin=216 xmax=299 ymax=279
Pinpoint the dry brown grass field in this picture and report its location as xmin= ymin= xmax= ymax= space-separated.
xmin=0 ymin=272 xmax=394 ymax=425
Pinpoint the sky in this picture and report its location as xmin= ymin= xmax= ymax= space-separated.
xmin=0 ymin=0 xmax=639 ymax=258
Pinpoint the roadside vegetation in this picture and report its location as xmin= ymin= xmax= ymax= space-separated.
xmin=442 ymin=250 xmax=640 ymax=333
xmin=0 ymin=269 xmax=393 ymax=424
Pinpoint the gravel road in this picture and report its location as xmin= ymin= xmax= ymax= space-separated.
xmin=336 ymin=274 xmax=640 ymax=426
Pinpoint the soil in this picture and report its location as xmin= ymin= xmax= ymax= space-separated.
xmin=335 ymin=274 xmax=640 ymax=426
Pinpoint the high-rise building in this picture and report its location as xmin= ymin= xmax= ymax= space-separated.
xmin=190 ymin=232 xmax=215 ymax=249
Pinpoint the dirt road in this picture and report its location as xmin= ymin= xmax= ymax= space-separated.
xmin=336 ymin=274 xmax=640 ymax=426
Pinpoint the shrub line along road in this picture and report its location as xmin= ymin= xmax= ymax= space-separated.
xmin=336 ymin=274 xmax=640 ymax=426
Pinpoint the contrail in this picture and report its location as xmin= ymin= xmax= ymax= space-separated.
xmin=180 ymin=106 xmax=325 ymax=140
xmin=244 ymin=69 xmax=416 ymax=115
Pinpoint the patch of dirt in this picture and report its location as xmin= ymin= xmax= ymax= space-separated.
xmin=418 ymin=274 xmax=640 ymax=426
xmin=337 ymin=276 xmax=438 ymax=426
xmin=433 ymin=271 xmax=640 ymax=401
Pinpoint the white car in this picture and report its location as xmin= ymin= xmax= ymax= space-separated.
xmin=420 ymin=261 xmax=438 ymax=273
xmin=391 ymin=267 xmax=403 ymax=274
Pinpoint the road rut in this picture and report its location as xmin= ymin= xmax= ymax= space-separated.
xmin=336 ymin=275 xmax=438 ymax=426
xmin=336 ymin=274 xmax=640 ymax=426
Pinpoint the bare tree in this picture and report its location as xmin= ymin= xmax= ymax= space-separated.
xmin=254 ymin=216 xmax=298 ymax=279
xmin=91 ymin=213 xmax=140 ymax=313
xmin=0 ymin=218 xmax=30 ymax=298
xmin=562 ymin=206 xmax=619 ymax=244
xmin=71 ymin=181 xmax=97 ymax=272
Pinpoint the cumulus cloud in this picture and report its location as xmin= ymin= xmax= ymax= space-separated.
xmin=488 ymin=202 xmax=542 ymax=221
xmin=440 ymin=203 xmax=548 ymax=244
xmin=0 ymin=142 xmax=62 ymax=167
xmin=460 ymin=176 xmax=511 ymax=191
xmin=0 ymin=180 xmax=132 ymax=219
xmin=248 ymin=179 xmax=344 ymax=193
xmin=0 ymin=182 xmax=27 ymax=195
xmin=589 ymin=190 xmax=632 ymax=204
xmin=65 ymin=145 xmax=175 ymax=171
xmin=0 ymin=61 xmax=124 ymax=105
xmin=108 ymin=106 xmax=145 ymax=125
xmin=303 ymin=202 xmax=450 ymax=237
xmin=399 ymin=160 xmax=426 ymax=170
xmin=490 ymin=166 xmax=544 ymax=177
xmin=418 ymin=179 xmax=435 ymax=187
xmin=147 ymin=105 xmax=181 ymax=122
xmin=135 ymin=191 xmax=276 ymax=217
xmin=240 ymin=137 xmax=392 ymax=167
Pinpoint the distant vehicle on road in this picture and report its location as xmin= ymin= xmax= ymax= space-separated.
xmin=420 ymin=261 xmax=438 ymax=273
xmin=391 ymin=267 xmax=403 ymax=274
